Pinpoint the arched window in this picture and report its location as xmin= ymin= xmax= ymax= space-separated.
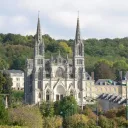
xmin=77 ymin=43 xmax=82 ymax=56
xmin=39 ymin=44 xmax=43 ymax=55
xmin=38 ymin=68 xmax=42 ymax=80
xmin=38 ymin=81 xmax=41 ymax=89
xmin=46 ymin=90 xmax=50 ymax=101
xmin=70 ymin=90 xmax=74 ymax=96
xmin=79 ymin=45 xmax=81 ymax=55
xmin=56 ymin=85 xmax=65 ymax=100
xmin=38 ymin=68 xmax=42 ymax=89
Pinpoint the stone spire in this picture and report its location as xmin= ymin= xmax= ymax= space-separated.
xmin=50 ymin=54 xmax=53 ymax=61
xmin=75 ymin=11 xmax=81 ymax=44
xmin=66 ymin=54 xmax=68 ymax=60
xmin=36 ymin=11 xmax=42 ymax=42
xmin=58 ymin=50 xmax=61 ymax=57
xmin=66 ymin=54 xmax=69 ymax=64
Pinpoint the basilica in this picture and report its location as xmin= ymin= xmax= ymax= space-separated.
xmin=24 ymin=15 xmax=96 ymax=106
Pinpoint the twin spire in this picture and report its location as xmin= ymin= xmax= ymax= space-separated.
xmin=75 ymin=11 xmax=81 ymax=43
xmin=36 ymin=11 xmax=42 ymax=42
xmin=36 ymin=11 xmax=81 ymax=43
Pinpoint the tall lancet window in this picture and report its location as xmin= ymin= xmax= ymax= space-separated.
xmin=38 ymin=68 xmax=42 ymax=80
xmin=78 ymin=44 xmax=82 ymax=56
xmin=39 ymin=44 xmax=43 ymax=55
xmin=70 ymin=90 xmax=75 ymax=96
xmin=38 ymin=68 xmax=42 ymax=89
xmin=46 ymin=90 xmax=50 ymax=101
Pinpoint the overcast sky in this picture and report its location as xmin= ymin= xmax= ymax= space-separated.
xmin=1 ymin=0 xmax=128 ymax=39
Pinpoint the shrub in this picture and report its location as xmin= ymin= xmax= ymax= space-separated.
xmin=8 ymin=105 xmax=43 ymax=128
xmin=0 ymin=97 xmax=8 ymax=125
xmin=0 ymin=126 xmax=27 ymax=128
xmin=43 ymin=116 xmax=62 ymax=128
xmin=98 ymin=115 xmax=116 ymax=128
xmin=40 ymin=101 xmax=54 ymax=117
xmin=63 ymin=114 xmax=89 ymax=128
xmin=83 ymin=106 xmax=96 ymax=120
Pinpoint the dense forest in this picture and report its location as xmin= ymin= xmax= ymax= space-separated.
xmin=0 ymin=33 xmax=128 ymax=81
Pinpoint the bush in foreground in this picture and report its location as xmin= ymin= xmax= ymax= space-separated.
xmin=0 ymin=97 xmax=8 ymax=125
xmin=63 ymin=114 xmax=89 ymax=128
xmin=0 ymin=126 xmax=27 ymax=128
xmin=43 ymin=116 xmax=62 ymax=128
xmin=8 ymin=105 xmax=43 ymax=128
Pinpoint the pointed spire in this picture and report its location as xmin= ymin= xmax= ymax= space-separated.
xmin=75 ymin=11 xmax=81 ymax=43
xmin=50 ymin=53 xmax=53 ymax=61
xmin=66 ymin=54 xmax=68 ymax=60
xmin=66 ymin=54 xmax=69 ymax=64
xmin=36 ymin=11 xmax=42 ymax=42
xmin=58 ymin=50 xmax=61 ymax=57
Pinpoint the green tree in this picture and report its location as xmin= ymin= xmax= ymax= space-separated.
xmin=0 ymin=58 xmax=9 ymax=70
xmin=59 ymin=42 xmax=72 ymax=54
xmin=58 ymin=96 xmax=78 ymax=118
xmin=113 ymin=60 xmax=128 ymax=80
xmin=2 ymin=73 xmax=12 ymax=107
xmin=94 ymin=60 xmax=115 ymax=80
xmin=98 ymin=115 xmax=116 ymax=128
xmin=0 ymin=96 xmax=8 ymax=125
xmin=9 ymin=106 xmax=43 ymax=128
xmin=40 ymin=101 xmax=54 ymax=117
xmin=43 ymin=116 xmax=62 ymax=128
xmin=63 ymin=114 xmax=89 ymax=128
xmin=0 ymin=72 xmax=6 ymax=93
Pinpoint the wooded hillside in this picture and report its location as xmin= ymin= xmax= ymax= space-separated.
xmin=0 ymin=33 xmax=128 ymax=80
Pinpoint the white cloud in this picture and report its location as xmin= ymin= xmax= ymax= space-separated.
xmin=1 ymin=0 xmax=128 ymax=39
xmin=0 ymin=16 xmax=6 ymax=29
xmin=11 ymin=16 xmax=28 ymax=25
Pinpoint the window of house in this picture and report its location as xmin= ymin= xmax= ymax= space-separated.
xmin=16 ymin=78 xmax=20 ymax=81
xmin=16 ymin=83 xmax=20 ymax=87
xmin=16 ymin=83 xmax=20 ymax=90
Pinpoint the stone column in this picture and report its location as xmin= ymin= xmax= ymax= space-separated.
xmin=5 ymin=96 xmax=8 ymax=109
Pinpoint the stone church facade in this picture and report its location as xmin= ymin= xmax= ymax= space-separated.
xmin=24 ymin=15 xmax=95 ymax=106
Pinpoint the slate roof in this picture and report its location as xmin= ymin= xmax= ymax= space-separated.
xmin=98 ymin=93 xmax=127 ymax=105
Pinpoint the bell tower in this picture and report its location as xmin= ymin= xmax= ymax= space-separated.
xmin=32 ymin=13 xmax=45 ymax=104
xmin=73 ymin=13 xmax=85 ymax=79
